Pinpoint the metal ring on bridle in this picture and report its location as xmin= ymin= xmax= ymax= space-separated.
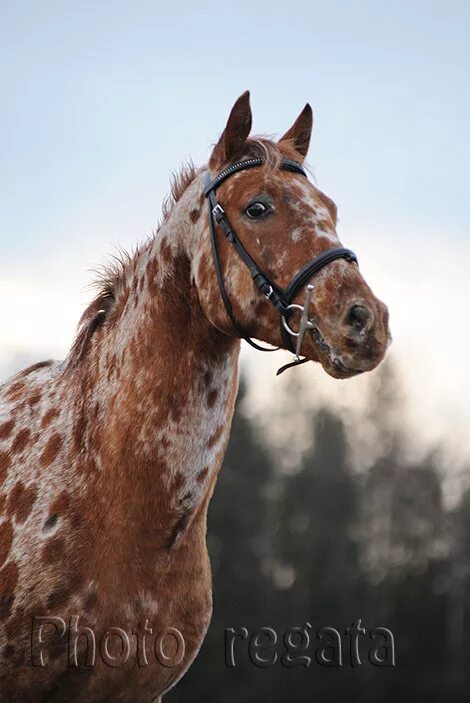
xmin=281 ymin=305 xmax=306 ymax=337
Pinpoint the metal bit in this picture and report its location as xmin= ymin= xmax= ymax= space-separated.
xmin=281 ymin=284 xmax=315 ymax=360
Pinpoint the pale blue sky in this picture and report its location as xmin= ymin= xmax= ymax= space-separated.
xmin=1 ymin=0 xmax=468 ymax=261
xmin=1 ymin=1 xmax=469 ymax=462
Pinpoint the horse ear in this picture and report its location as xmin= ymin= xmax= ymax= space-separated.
xmin=278 ymin=103 xmax=313 ymax=159
xmin=210 ymin=91 xmax=252 ymax=169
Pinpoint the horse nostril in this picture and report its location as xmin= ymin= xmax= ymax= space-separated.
xmin=346 ymin=304 xmax=373 ymax=333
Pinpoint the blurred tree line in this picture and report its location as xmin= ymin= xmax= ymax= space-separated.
xmin=168 ymin=364 xmax=470 ymax=703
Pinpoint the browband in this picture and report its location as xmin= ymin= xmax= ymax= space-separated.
xmin=204 ymin=157 xmax=306 ymax=195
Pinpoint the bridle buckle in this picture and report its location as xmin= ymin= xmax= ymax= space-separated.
xmin=212 ymin=204 xmax=225 ymax=223
xmin=264 ymin=285 xmax=274 ymax=300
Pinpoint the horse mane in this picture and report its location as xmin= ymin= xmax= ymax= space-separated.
xmin=67 ymin=138 xmax=303 ymax=368
xmin=161 ymin=160 xmax=199 ymax=224
xmin=67 ymin=158 xmax=200 ymax=368
xmin=68 ymin=248 xmax=136 ymax=367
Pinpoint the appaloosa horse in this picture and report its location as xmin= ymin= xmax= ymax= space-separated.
xmin=0 ymin=92 xmax=390 ymax=701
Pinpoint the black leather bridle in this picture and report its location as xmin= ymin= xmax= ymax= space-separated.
xmin=204 ymin=157 xmax=358 ymax=374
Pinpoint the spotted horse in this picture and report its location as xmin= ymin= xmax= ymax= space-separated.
xmin=0 ymin=92 xmax=390 ymax=701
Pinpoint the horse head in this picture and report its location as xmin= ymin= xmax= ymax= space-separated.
xmin=195 ymin=91 xmax=391 ymax=378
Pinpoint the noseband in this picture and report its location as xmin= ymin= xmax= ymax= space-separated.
xmin=204 ymin=158 xmax=358 ymax=374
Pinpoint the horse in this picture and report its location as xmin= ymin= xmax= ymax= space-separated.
xmin=0 ymin=91 xmax=390 ymax=701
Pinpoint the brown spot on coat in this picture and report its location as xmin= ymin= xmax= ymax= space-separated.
xmin=73 ymin=414 xmax=86 ymax=451
xmin=8 ymin=482 xmax=37 ymax=523
xmin=28 ymin=392 xmax=42 ymax=407
xmin=0 ymin=562 xmax=18 ymax=620
xmin=40 ymin=433 xmax=63 ymax=466
xmin=0 ymin=421 xmax=15 ymax=441
xmin=190 ymin=208 xmax=201 ymax=223
xmin=0 ymin=453 xmax=11 ymax=486
xmin=11 ymin=428 xmax=31 ymax=453
xmin=208 ymin=424 xmax=225 ymax=448
xmin=6 ymin=382 xmax=26 ymax=401
xmin=197 ymin=467 xmax=209 ymax=484
xmin=0 ymin=521 xmax=13 ymax=565
xmin=207 ymin=389 xmax=218 ymax=407
xmin=41 ymin=407 xmax=59 ymax=428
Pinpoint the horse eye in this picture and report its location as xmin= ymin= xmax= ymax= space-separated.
xmin=245 ymin=202 xmax=268 ymax=219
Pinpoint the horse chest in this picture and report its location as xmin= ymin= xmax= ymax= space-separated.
xmin=91 ymin=529 xmax=213 ymax=700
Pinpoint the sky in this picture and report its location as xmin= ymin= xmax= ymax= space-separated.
xmin=1 ymin=1 xmax=469 ymax=465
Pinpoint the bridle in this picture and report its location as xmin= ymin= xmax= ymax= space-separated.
xmin=204 ymin=157 xmax=358 ymax=375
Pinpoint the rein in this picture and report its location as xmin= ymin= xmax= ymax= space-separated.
xmin=204 ymin=158 xmax=358 ymax=374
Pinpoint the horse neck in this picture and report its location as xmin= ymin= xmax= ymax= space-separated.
xmin=72 ymin=172 xmax=240 ymax=552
